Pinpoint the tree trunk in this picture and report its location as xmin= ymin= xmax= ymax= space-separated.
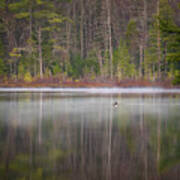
xmin=157 ymin=0 xmax=161 ymax=80
xmin=143 ymin=0 xmax=148 ymax=47
xmin=139 ymin=43 xmax=143 ymax=78
xmin=80 ymin=0 xmax=84 ymax=58
xmin=106 ymin=0 xmax=113 ymax=79
xmin=29 ymin=5 xmax=32 ymax=38
xmin=65 ymin=18 xmax=71 ymax=73
xmin=164 ymin=42 xmax=167 ymax=77
xmin=38 ymin=26 xmax=43 ymax=79
xmin=140 ymin=0 xmax=148 ymax=79
xmin=97 ymin=50 xmax=104 ymax=78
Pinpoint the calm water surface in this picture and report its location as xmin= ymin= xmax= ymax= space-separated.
xmin=0 ymin=89 xmax=180 ymax=180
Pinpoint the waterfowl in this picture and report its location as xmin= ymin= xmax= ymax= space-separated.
xmin=113 ymin=101 xmax=118 ymax=108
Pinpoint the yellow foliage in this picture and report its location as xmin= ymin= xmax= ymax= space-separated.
xmin=24 ymin=72 xmax=32 ymax=82
xmin=75 ymin=79 xmax=79 ymax=82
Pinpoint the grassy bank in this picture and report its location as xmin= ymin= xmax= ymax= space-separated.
xmin=0 ymin=77 xmax=177 ymax=88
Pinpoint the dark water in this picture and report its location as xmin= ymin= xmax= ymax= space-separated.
xmin=0 ymin=91 xmax=180 ymax=180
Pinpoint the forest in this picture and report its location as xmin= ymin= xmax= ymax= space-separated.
xmin=0 ymin=0 xmax=180 ymax=85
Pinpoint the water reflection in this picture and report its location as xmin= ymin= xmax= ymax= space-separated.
xmin=0 ymin=93 xmax=180 ymax=180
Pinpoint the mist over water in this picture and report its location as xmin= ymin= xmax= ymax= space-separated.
xmin=0 ymin=90 xmax=180 ymax=180
xmin=0 ymin=87 xmax=180 ymax=93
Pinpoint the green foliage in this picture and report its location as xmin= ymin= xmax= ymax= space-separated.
xmin=8 ymin=0 xmax=28 ymax=11
xmin=126 ymin=19 xmax=138 ymax=43
xmin=36 ymin=0 xmax=43 ymax=5
xmin=126 ymin=19 xmax=139 ymax=60
xmin=113 ymin=40 xmax=135 ymax=79
xmin=33 ymin=10 xmax=52 ymax=20
xmin=49 ymin=149 xmax=64 ymax=161
xmin=0 ymin=0 xmax=6 ymax=9
xmin=143 ymin=25 xmax=159 ymax=79
xmin=9 ymin=48 xmax=22 ymax=58
xmin=0 ymin=40 xmax=6 ymax=75
xmin=144 ymin=48 xmax=157 ymax=79
xmin=31 ymin=168 xmax=43 ymax=180
xmin=0 ymin=38 xmax=4 ymax=57
xmin=15 ymin=12 xmax=30 ymax=19
xmin=84 ymin=50 xmax=99 ymax=76
xmin=0 ymin=0 xmax=179 ymax=82
xmin=172 ymin=70 xmax=180 ymax=85
xmin=48 ymin=13 xmax=65 ymax=24
xmin=0 ymin=58 xmax=5 ymax=76
xmin=160 ymin=21 xmax=180 ymax=62
xmin=52 ymin=63 xmax=62 ymax=75
xmin=18 ymin=64 xmax=25 ymax=77
xmin=69 ymin=54 xmax=84 ymax=78
xmin=159 ymin=1 xmax=180 ymax=82
xmin=159 ymin=0 xmax=174 ymax=22
xmin=159 ymin=0 xmax=179 ymax=61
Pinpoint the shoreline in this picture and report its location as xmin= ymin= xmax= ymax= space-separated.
xmin=0 ymin=80 xmax=179 ymax=89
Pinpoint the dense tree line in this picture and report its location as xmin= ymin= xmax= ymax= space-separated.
xmin=0 ymin=0 xmax=179 ymax=83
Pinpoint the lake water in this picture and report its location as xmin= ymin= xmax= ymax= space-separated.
xmin=0 ymin=88 xmax=180 ymax=180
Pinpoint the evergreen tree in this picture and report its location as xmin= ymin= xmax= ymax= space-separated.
xmin=113 ymin=40 xmax=135 ymax=80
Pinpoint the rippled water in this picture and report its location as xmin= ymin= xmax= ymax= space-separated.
xmin=0 ymin=89 xmax=180 ymax=180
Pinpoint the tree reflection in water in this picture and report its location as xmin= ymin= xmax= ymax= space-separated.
xmin=0 ymin=93 xmax=180 ymax=180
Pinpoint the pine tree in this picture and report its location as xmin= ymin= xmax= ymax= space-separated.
xmin=113 ymin=40 xmax=135 ymax=80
